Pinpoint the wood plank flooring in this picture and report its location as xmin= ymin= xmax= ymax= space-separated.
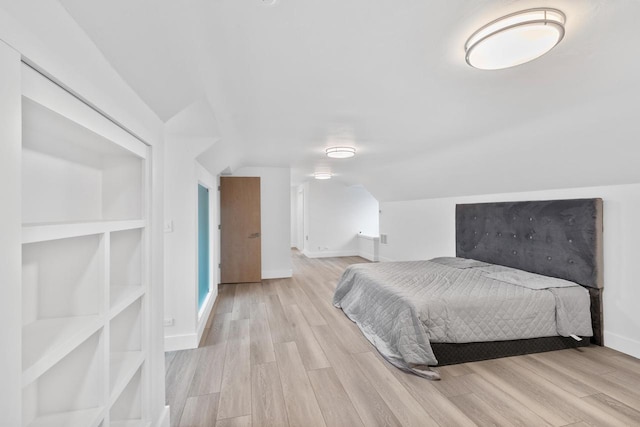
xmin=166 ymin=250 xmax=640 ymax=427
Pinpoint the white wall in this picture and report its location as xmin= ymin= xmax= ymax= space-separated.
xmin=0 ymin=6 xmax=169 ymax=426
xmin=297 ymin=186 xmax=306 ymax=251
xmin=233 ymin=166 xmax=292 ymax=279
xmin=302 ymin=180 xmax=379 ymax=258
xmin=379 ymin=183 xmax=640 ymax=359
xmin=0 ymin=40 xmax=22 ymax=427
xmin=163 ymin=136 xmax=217 ymax=351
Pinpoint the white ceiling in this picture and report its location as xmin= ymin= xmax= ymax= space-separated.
xmin=58 ymin=0 xmax=640 ymax=201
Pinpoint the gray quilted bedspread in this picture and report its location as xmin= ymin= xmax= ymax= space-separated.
xmin=333 ymin=258 xmax=593 ymax=372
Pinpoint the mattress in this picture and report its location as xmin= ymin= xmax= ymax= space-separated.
xmin=333 ymin=257 xmax=593 ymax=379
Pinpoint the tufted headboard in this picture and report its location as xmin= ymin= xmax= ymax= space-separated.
xmin=456 ymin=198 xmax=603 ymax=288
xmin=456 ymin=198 xmax=604 ymax=344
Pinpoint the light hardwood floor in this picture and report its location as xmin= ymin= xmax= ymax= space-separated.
xmin=166 ymin=251 xmax=640 ymax=427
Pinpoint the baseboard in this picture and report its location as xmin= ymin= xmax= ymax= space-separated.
xmin=303 ymin=250 xmax=359 ymax=259
xmin=378 ymin=255 xmax=394 ymax=262
xmin=358 ymin=251 xmax=377 ymax=262
xmin=262 ymin=269 xmax=293 ymax=279
xmin=604 ymin=331 xmax=640 ymax=358
xmin=164 ymin=332 xmax=198 ymax=352
xmin=155 ymin=406 xmax=170 ymax=427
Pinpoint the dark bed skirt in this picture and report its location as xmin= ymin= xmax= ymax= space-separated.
xmin=432 ymin=336 xmax=590 ymax=366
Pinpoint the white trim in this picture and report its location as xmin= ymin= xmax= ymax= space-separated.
xmin=22 ymin=219 xmax=145 ymax=244
xmin=155 ymin=406 xmax=171 ymax=427
xmin=196 ymin=286 xmax=217 ymax=344
xmin=378 ymin=255 xmax=395 ymax=262
xmin=262 ymin=269 xmax=293 ymax=279
xmin=358 ymin=251 xmax=377 ymax=262
xmin=303 ymin=250 xmax=359 ymax=259
xmin=164 ymin=333 xmax=198 ymax=352
xmin=356 ymin=234 xmax=380 ymax=240
xmin=604 ymin=331 xmax=640 ymax=359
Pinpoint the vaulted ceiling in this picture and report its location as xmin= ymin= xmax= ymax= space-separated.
xmin=58 ymin=0 xmax=640 ymax=201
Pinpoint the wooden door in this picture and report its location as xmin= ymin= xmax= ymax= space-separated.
xmin=220 ymin=177 xmax=261 ymax=283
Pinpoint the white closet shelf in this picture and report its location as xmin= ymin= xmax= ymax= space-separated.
xmin=22 ymin=316 xmax=103 ymax=386
xmin=109 ymin=352 xmax=144 ymax=405
xmin=27 ymin=406 xmax=104 ymax=427
xmin=22 ymin=219 xmax=145 ymax=244
xmin=111 ymin=421 xmax=151 ymax=427
xmin=110 ymin=286 xmax=145 ymax=319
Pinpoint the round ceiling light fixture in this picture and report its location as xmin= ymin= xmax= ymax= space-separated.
xmin=465 ymin=8 xmax=565 ymax=70
xmin=326 ymin=146 xmax=356 ymax=159
xmin=314 ymin=172 xmax=332 ymax=180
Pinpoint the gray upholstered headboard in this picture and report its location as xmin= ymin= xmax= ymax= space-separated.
xmin=456 ymin=198 xmax=603 ymax=289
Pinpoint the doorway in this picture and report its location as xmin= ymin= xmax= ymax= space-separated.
xmin=296 ymin=188 xmax=304 ymax=251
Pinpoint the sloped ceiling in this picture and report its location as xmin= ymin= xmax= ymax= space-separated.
xmin=58 ymin=0 xmax=640 ymax=201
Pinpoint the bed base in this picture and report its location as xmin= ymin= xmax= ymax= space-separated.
xmin=432 ymin=336 xmax=590 ymax=366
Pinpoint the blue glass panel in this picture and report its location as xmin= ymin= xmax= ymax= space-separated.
xmin=197 ymin=184 xmax=210 ymax=309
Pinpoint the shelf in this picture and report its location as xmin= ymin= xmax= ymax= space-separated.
xmin=22 ymin=96 xmax=145 ymax=224
xmin=23 ymin=332 xmax=103 ymax=427
xmin=110 ymin=285 xmax=145 ymax=318
xmin=18 ymin=65 xmax=152 ymax=426
xmin=110 ymin=352 xmax=144 ymax=405
xmin=22 ymin=235 xmax=102 ymax=325
xmin=22 ymin=65 xmax=147 ymax=160
xmin=110 ymin=228 xmax=144 ymax=318
xmin=110 ymin=367 xmax=144 ymax=425
xmin=27 ymin=407 xmax=104 ymax=427
xmin=110 ymin=421 xmax=151 ymax=427
xmin=22 ymin=316 xmax=103 ymax=386
xmin=111 ymin=297 xmax=143 ymax=368
xmin=22 ymin=219 xmax=145 ymax=244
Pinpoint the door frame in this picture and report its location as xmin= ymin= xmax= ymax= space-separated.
xmin=196 ymin=182 xmax=211 ymax=314
xmin=195 ymin=165 xmax=217 ymax=327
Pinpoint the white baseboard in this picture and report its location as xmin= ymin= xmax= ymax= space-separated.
xmin=358 ymin=251 xmax=377 ymax=262
xmin=303 ymin=250 xmax=359 ymax=259
xmin=604 ymin=331 xmax=640 ymax=358
xmin=262 ymin=269 xmax=293 ymax=279
xmin=378 ymin=255 xmax=394 ymax=262
xmin=164 ymin=332 xmax=198 ymax=352
xmin=155 ymin=406 xmax=170 ymax=427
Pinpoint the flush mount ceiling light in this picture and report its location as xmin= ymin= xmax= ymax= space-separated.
xmin=314 ymin=172 xmax=332 ymax=180
xmin=326 ymin=146 xmax=356 ymax=159
xmin=465 ymin=8 xmax=566 ymax=70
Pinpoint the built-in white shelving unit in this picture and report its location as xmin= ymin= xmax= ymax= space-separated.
xmin=19 ymin=64 xmax=151 ymax=426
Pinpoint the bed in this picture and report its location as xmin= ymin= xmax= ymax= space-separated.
xmin=333 ymin=198 xmax=603 ymax=380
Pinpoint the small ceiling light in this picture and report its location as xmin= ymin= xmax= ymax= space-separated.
xmin=326 ymin=146 xmax=356 ymax=159
xmin=314 ymin=172 xmax=332 ymax=180
xmin=465 ymin=8 xmax=565 ymax=70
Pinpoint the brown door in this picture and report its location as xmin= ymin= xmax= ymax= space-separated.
xmin=220 ymin=176 xmax=261 ymax=283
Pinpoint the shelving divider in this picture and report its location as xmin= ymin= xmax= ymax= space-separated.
xmin=102 ymin=231 xmax=111 ymax=427
xmin=110 ymin=286 xmax=145 ymax=320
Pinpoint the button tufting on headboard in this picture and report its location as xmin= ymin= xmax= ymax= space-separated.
xmin=455 ymin=198 xmax=603 ymax=289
